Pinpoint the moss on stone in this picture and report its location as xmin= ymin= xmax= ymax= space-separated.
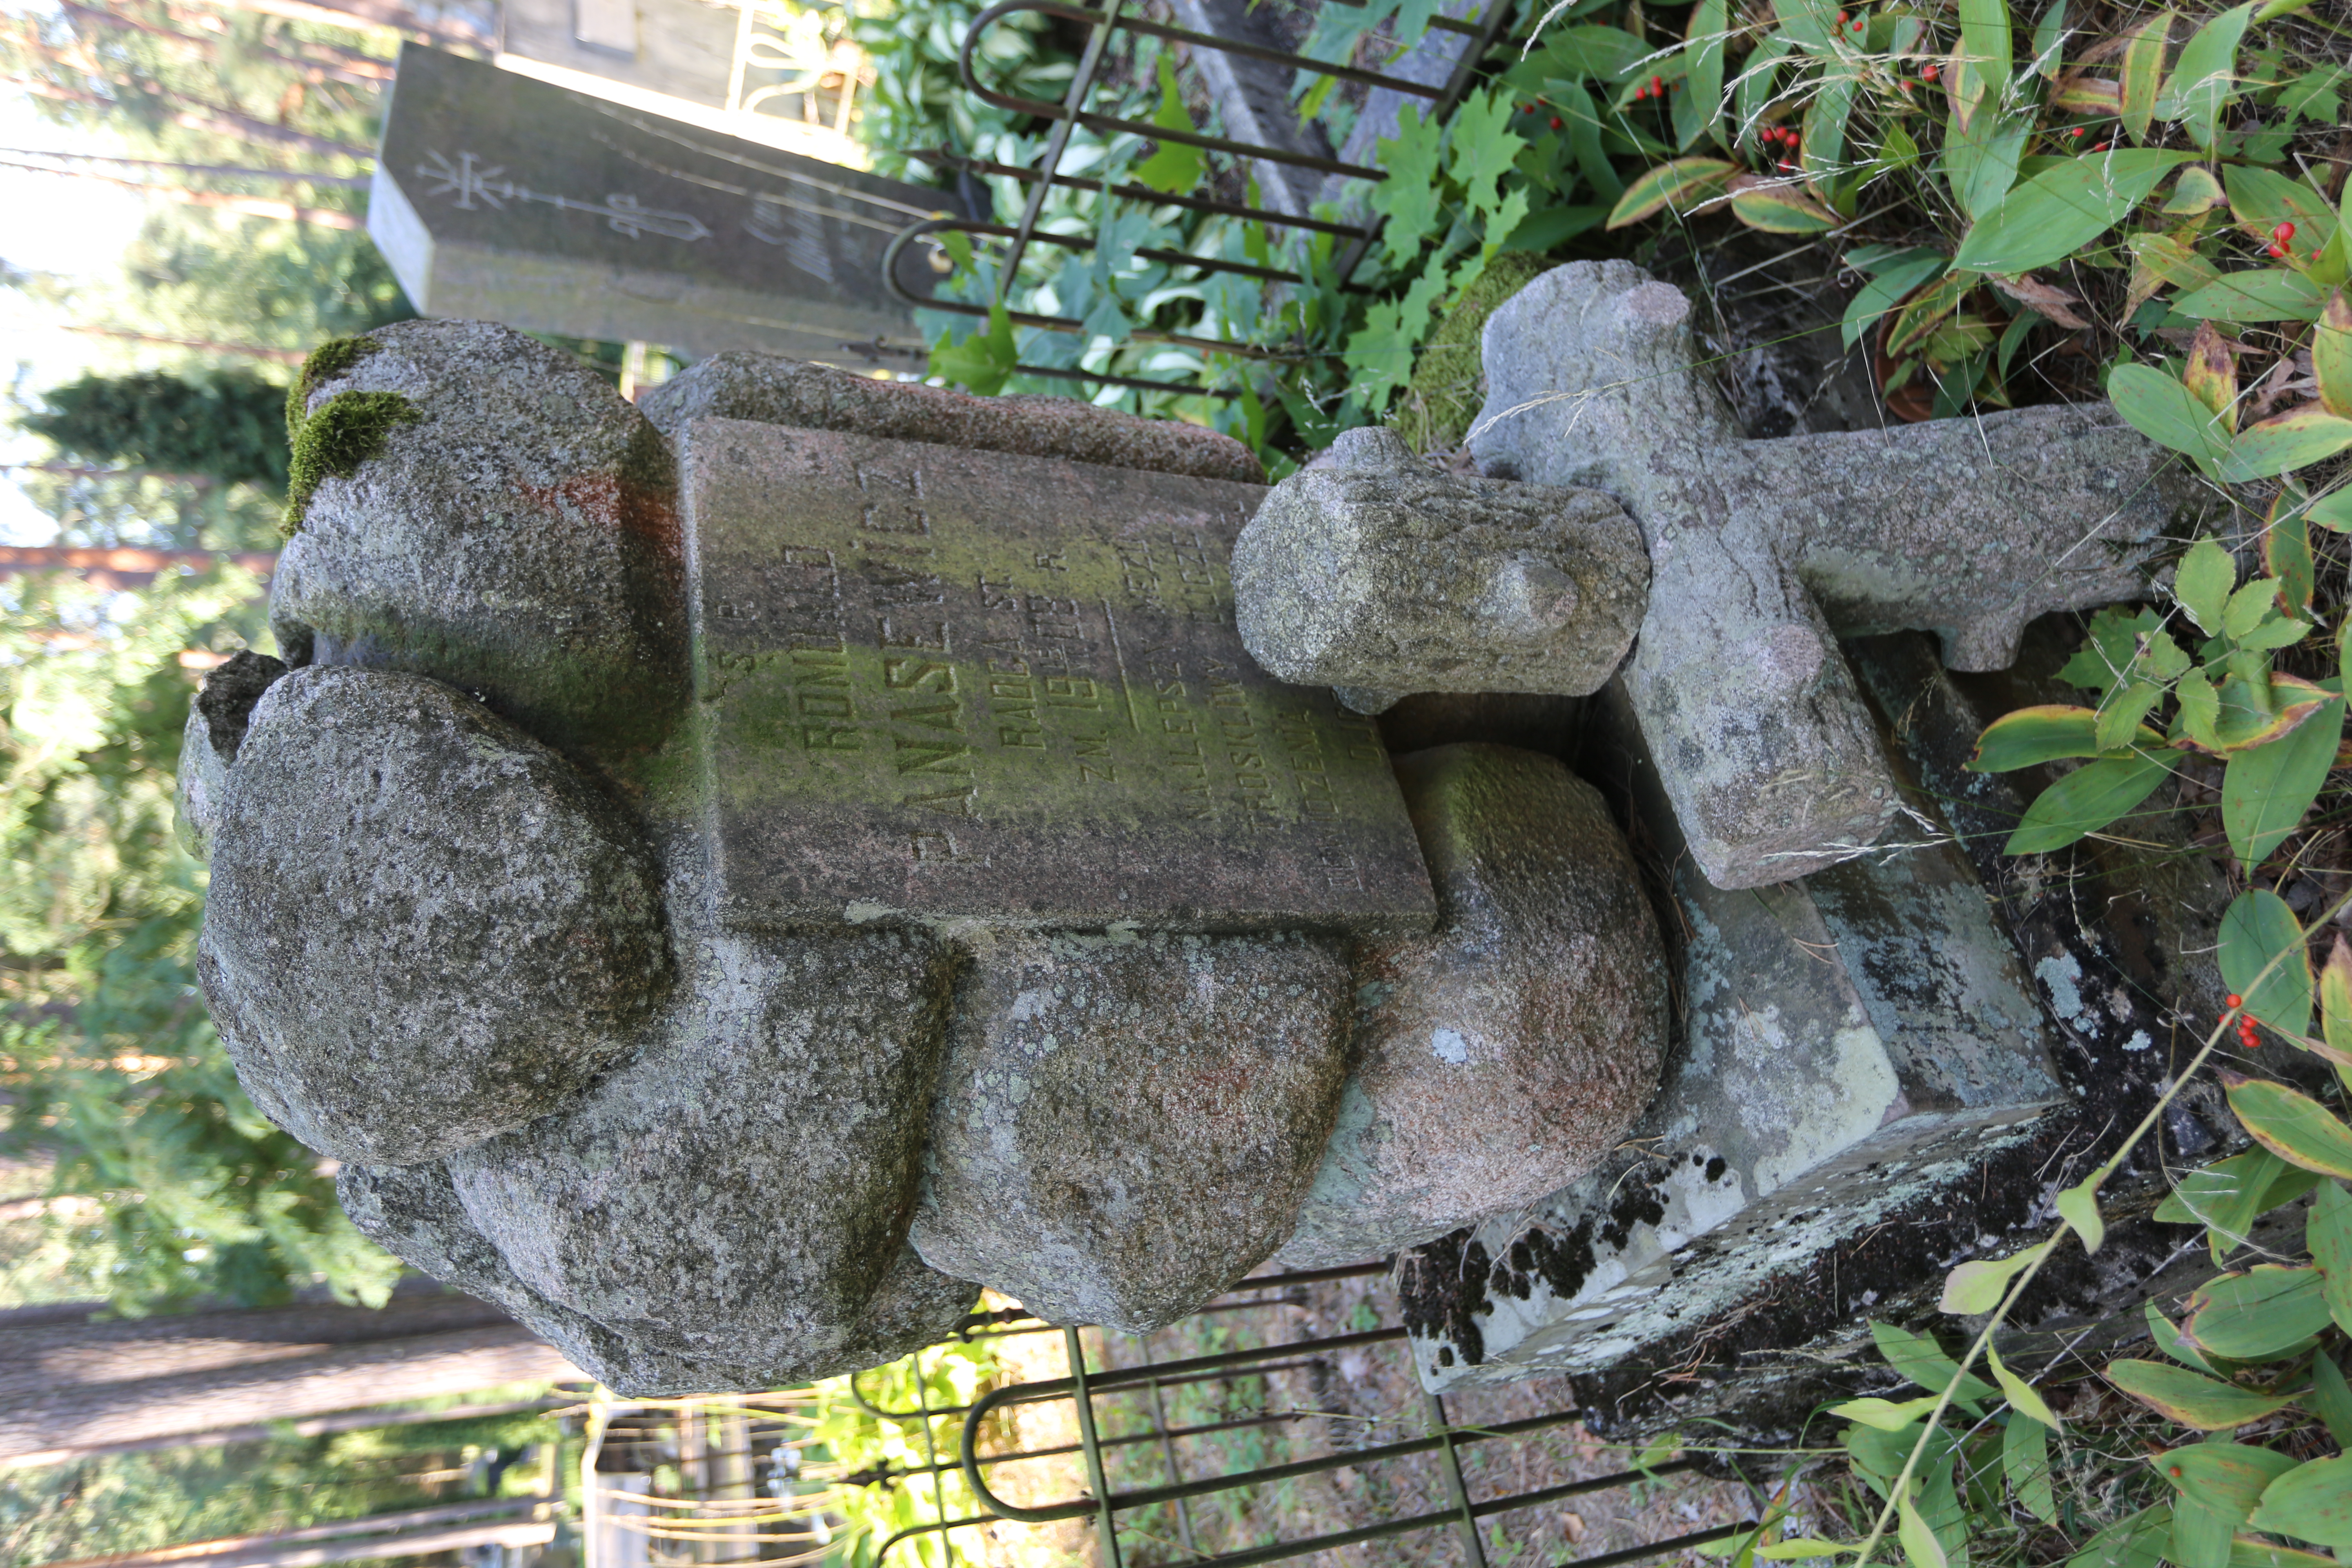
xmin=282 ymin=390 xmax=421 ymax=537
xmin=285 ymin=335 xmax=381 ymax=437
xmin=1388 ymin=252 xmax=1551 ymax=456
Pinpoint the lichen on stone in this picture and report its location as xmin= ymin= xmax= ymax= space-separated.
xmin=282 ymin=389 xmax=421 ymax=537
xmin=285 ymin=335 xmax=381 ymax=436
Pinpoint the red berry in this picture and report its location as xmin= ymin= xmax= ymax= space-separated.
xmin=1922 ymin=62 xmax=1938 ymax=80
xmin=1550 ymin=115 xmax=1564 ymax=128
xmin=2269 ymin=243 xmax=2288 ymax=257
xmin=1837 ymin=8 xmax=1848 ymax=19
xmin=1653 ymin=74 xmax=1666 ymax=92
xmin=2170 ymin=1466 xmax=2185 ymax=1479
xmin=2227 ymin=995 xmax=2243 ymax=1007
xmin=1853 ymin=18 xmax=1865 ymax=29
xmin=2093 ymin=140 xmax=2110 ymax=151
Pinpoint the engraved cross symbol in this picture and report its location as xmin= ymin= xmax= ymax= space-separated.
xmin=417 ymin=149 xmax=510 ymax=210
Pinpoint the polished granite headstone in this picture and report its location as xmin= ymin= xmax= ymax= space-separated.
xmin=370 ymin=45 xmax=969 ymax=364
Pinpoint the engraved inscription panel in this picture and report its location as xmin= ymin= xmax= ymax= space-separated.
xmin=681 ymin=419 xmax=1436 ymax=932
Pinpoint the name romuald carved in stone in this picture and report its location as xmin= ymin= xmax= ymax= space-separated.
xmin=182 ymin=321 xmax=1669 ymax=1394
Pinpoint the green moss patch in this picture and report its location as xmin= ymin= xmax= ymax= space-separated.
xmin=282 ymin=390 xmax=421 ymax=537
xmin=285 ymin=335 xmax=381 ymax=437
xmin=1388 ymin=252 xmax=1551 ymax=456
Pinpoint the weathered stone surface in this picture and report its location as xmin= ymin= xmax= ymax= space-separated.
xmin=642 ymin=352 xmax=1265 ymax=484
xmin=270 ymin=317 xmax=686 ymax=765
xmin=1469 ymin=260 xmax=2213 ymax=889
xmin=176 ymin=652 xmax=287 ymax=861
xmin=200 ymin=665 xmax=670 ymax=1165
xmin=341 ymin=1160 xmax=975 ymax=1395
xmin=913 ymin=930 xmax=1352 ymax=1330
xmin=1279 ymin=745 xmax=1668 ymax=1269
xmin=677 ymin=418 xmax=1433 ymax=933
xmin=1233 ymin=427 xmax=1646 ymax=710
xmin=1397 ymin=680 xmax=2067 ymax=1391
xmin=444 ymin=925 xmax=956 ymax=1370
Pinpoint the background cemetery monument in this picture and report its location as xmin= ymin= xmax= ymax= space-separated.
xmin=368 ymin=45 xmax=971 ymax=365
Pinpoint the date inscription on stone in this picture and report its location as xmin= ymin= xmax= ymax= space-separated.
xmin=681 ymin=420 xmax=1436 ymax=933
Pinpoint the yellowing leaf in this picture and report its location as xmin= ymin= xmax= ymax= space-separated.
xmin=1728 ymin=176 xmax=1839 ymax=233
xmin=2227 ymin=1074 xmax=2352 ymax=1177
xmin=1897 ymin=1488 xmax=1949 ymax=1568
xmin=1942 ymin=1240 xmax=2051 ymax=1313
xmin=2223 ymin=407 xmax=2352 ymax=484
xmin=1605 ymin=158 xmax=1739 ymax=228
xmin=1830 ymin=1394 xmax=1944 ymax=1430
xmin=2056 ymin=1178 xmax=2106 ymax=1252
xmin=2165 ymin=165 xmax=2227 ymax=214
xmin=2321 ymin=937 xmax=2352 ymax=1065
xmin=2121 ymin=11 xmax=2175 ymax=143
xmin=2185 ymin=321 xmax=2240 ymax=432
xmin=2317 ymin=291 xmax=2352 ymax=419
xmin=2106 ymin=1358 xmax=2296 ymax=1428
xmin=2050 ymin=75 xmax=2124 ymax=114
xmin=2183 ymin=1265 xmax=2332 ymax=1357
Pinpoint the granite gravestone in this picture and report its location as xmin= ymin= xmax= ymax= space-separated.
xmin=183 ymin=321 xmax=1672 ymax=1391
xmin=369 ymin=45 xmax=969 ymax=365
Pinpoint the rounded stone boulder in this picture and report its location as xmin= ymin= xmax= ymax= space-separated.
xmin=913 ymin=930 xmax=1352 ymax=1331
xmin=441 ymin=927 xmax=960 ymax=1375
xmin=200 ymin=664 xmax=672 ymax=1165
xmin=1279 ymin=744 xmax=1669 ymax=1267
xmin=269 ymin=319 xmax=686 ymax=764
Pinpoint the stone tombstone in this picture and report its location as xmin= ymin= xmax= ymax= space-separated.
xmin=185 ymin=322 xmax=1671 ymax=1394
xmin=369 ymin=45 xmax=971 ymax=365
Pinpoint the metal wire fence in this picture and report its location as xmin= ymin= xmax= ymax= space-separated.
xmin=579 ymin=1261 xmax=1759 ymax=1568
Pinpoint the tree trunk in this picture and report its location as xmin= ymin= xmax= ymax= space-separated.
xmin=42 ymin=1503 xmax=555 ymax=1568
xmin=206 ymin=0 xmax=490 ymax=51
xmin=1 ymin=73 xmax=373 ymax=160
xmin=58 ymin=327 xmax=312 ymax=361
xmin=0 ymin=546 xmax=279 ymax=584
xmin=0 ymin=151 xmax=370 ymax=187
xmin=0 ymin=1324 xmax=582 ymax=1466
xmin=0 ymin=160 xmax=364 ymax=226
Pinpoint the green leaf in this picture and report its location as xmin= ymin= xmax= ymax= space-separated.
xmin=1376 ymin=103 xmax=1448 ymax=266
xmin=1537 ymin=24 xmax=1653 ymax=79
xmin=2310 ymin=1348 xmax=2352 ymax=1446
xmin=2004 ymin=752 xmax=2171 ymax=854
xmin=2110 ymin=363 xmax=2234 ymax=464
xmin=1969 ymin=705 xmax=2111 ymax=770
xmin=2179 ymin=669 xmax=2224 ymax=749
xmin=1447 ymin=90 xmax=1528 ymax=219
xmin=2225 ymin=165 xmax=2341 ymax=254
xmin=1843 ymin=250 xmax=1950 ymax=350
xmin=2155 ymin=1 xmax=2256 ymax=149
xmin=2004 ymin=1411 xmax=2056 ymax=1520
xmin=1942 ymin=1240 xmax=2051 ymax=1313
xmin=2175 ymin=270 xmax=2330 ymax=326
xmin=2098 ymin=683 xmax=2168 ymax=753
xmin=2223 ymin=408 xmax=2352 ymax=483
xmin=1800 ymin=76 xmax=1855 ymax=180
xmin=1686 ymin=0 xmax=1729 ymax=150
xmin=1831 ymin=1394 xmax=1946 ymax=1430
xmin=2106 ymin=1359 xmax=2296 ymax=1428
xmin=1987 ymin=1342 xmax=2060 ymax=1427
xmin=2176 ymin=537 xmax=2238 ymax=633
xmin=2223 ymin=698 xmax=2342 ymax=868
xmin=2230 ymin=1537 xmax=2336 ymax=1568
xmin=2147 ymin=1298 xmax=2225 ymax=1374
xmin=2069 ymin=1508 xmax=2171 ymax=1568
xmin=2251 ymin=1457 xmax=2352 ymax=1549
xmin=2183 ymin=1266 xmax=2332 ymax=1358
xmin=1946 ymin=111 xmax=2033 ymax=220
xmin=2310 ymin=1180 xmax=2352 ymax=1337
xmin=1872 ymin=1321 xmax=1998 ymax=1401
xmin=2165 ymin=1444 xmax=2303 ymax=1568
xmin=2158 ymin=1148 xmax=2318 ymax=1261
xmin=2219 ymin=893 xmax=2315 ymax=1037
xmin=1605 ymin=157 xmax=1740 ymax=228
xmin=1132 ymin=56 xmax=1207 ymax=196
xmin=1897 ymin=1487 xmax=1949 ymax=1568
xmin=2267 ymin=499 xmax=2315 ymax=617
xmin=2120 ymin=12 xmax=2175 ymax=143
xmin=1953 ymin=151 xmax=2196 ymax=275
xmin=2027 ymin=0 xmax=2068 ymax=78
xmin=1957 ymin=0 xmax=2013 ymax=103
xmin=2056 ymin=1178 xmax=2105 ymax=1252
xmin=2227 ymin=1075 xmax=2352 ymax=1177
xmin=928 ymin=303 xmax=1019 ymax=397
xmin=2225 ymin=577 xmax=2285 ymax=638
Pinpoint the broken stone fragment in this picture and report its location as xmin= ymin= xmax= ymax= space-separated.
xmin=199 ymin=664 xmax=671 ymax=1165
xmin=268 ymin=319 xmax=688 ymax=768
xmin=1279 ymin=745 xmax=1669 ymax=1268
xmin=442 ymin=925 xmax=957 ymax=1374
xmin=913 ymin=930 xmax=1352 ymax=1331
xmin=1468 ymin=260 xmax=2212 ymax=889
xmin=340 ymin=1159 xmax=975 ymax=1396
xmin=1233 ymin=427 xmax=1648 ymax=715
